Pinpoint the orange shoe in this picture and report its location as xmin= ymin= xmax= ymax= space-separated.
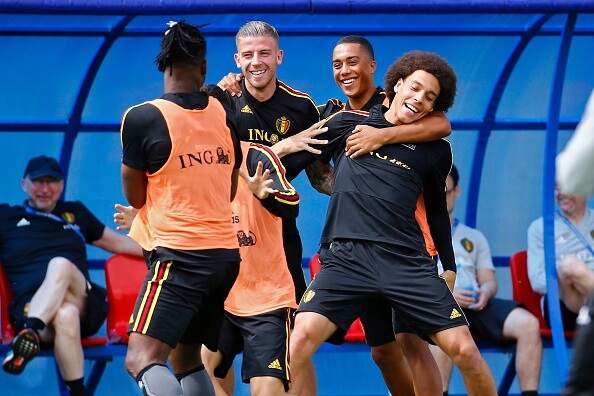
xmin=2 ymin=328 xmax=40 ymax=375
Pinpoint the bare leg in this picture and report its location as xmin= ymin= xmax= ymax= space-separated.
xmin=287 ymin=312 xmax=338 ymax=396
xmin=27 ymin=257 xmax=87 ymax=324
xmin=300 ymin=359 xmax=318 ymax=396
xmin=250 ymin=375 xmax=285 ymax=396
xmin=397 ymin=333 xmax=442 ymax=396
xmin=27 ymin=257 xmax=87 ymax=380
xmin=370 ymin=341 xmax=415 ymax=396
xmin=429 ymin=344 xmax=454 ymax=393
xmin=50 ymin=303 xmax=85 ymax=380
xmin=557 ymin=255 xmax=594 ymax=313
xmin=502 ymin=308 xmax=542 ymax=392
xmin=125 ymin=332 xmax=174 ymax=380
xmin=430 ymin=326 xmax=497 ymax=396
xmin=199 ymin=346 xmax=232 ymax=396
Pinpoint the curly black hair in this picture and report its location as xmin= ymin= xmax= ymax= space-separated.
xmin=384 ymin=51 xmax=457 ymax=112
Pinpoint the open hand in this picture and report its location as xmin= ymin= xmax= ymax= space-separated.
xmin=272 ymin=119 xmax=328 ymax=157
xmin=114 ymin=203 xmax=138 ymax=231
xmin=217 ymin=73 xmax=244 ymax=97
xmin=345 ymin=124 xmax=385 ymax=158
xmin=240 ymin=161 xmax=274 ymax=199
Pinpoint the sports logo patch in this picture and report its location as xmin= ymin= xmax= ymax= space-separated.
xmin=460 ymin=238 xmax=474 ymax=253
xmin=450 ymin=308 xmax=462 ymax=319
xmin=276 ymin=116 xmax=290 ymax=135
xmin=241 ymin=104 xmax=253 ymax=114
xmin=302 ymin=290 xmax=315 ymax=303
xmin=270 ymin=134 xmax=279 ymax=145
xmin=61 ymin=212 xmax=75 ymax=223
xmin=268 ymin=359 xmax=282 ymax=370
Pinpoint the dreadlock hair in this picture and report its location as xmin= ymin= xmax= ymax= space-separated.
xmin=383 ymin=50 xmax=457 ymax=112
xmin=155 ymin=20 xmax=207 ymax=74
xmin=235 ymin=21 xmax=279 ymax=48
xmin=336 ymin=35 xmax=375 ymax=60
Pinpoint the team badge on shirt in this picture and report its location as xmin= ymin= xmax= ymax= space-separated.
xmin=61 ymin=211 xmax=75 ymax=223
xmin=460 ymin=238 xmax=474 ymax=253
xmin=276 ymin=116 xmax=291 ymax=135
xmin=302 ymin=289 xmax=315 ymax=303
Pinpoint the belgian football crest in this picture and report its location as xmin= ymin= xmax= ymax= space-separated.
xmin=61 ymin=211 xmax=75 ymax=223
xmin=302 ymin=289 xmax=315 ymax=303
xmin=276 ymin=116 xmax=290 ymax=135
xmin=460 ymin=238 xmax=474 ymax=253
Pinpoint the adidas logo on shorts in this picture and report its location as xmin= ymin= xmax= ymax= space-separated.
xmin=450 ymin=308 xmax=462 ymax=319
xmin=268 ymin=359 xmax=282 ymax=370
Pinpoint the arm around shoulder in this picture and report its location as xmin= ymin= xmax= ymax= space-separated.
xmin=383 ymin=110 xmax=451 ymax=144
xmin=345 ymin=111 xmax=450 ymax=158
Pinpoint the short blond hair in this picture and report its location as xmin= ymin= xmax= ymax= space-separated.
xmin=235 ymin=21 xmax=279 ymax=47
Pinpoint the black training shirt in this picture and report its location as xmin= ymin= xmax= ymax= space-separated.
xmin=0 ymin=201 xmax=105 ymax=317
xmin=316 ymin=105 xmax=455 ymax=268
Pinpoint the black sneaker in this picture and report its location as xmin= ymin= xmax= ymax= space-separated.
xmin=2 ymin=328 xmax=40 ymax=375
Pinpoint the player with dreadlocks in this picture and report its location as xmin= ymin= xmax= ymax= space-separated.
xmin=120 ymin=20 xmax=245 ymax=395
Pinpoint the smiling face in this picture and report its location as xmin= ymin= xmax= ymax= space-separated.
xmin=21 ymin=176 xmax=64 ymax=213
xmin=385 ymin=70 xmax=440 ymax=125
xmin=234 ymin=35 xmax=283 ymax=99
xmin=555 ymin=188 xmax=587 ymax=217
xmin=332 ymin=42 xmax=377 ymax=108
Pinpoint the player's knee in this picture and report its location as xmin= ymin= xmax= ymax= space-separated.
xmin=53 ymin=303 xmax=81 ymax=338
xmin=125 ymin=351 xmax=145 ymax=378
xmin=47 ymin=256 xmax=74 ymax=276
xmin=448 ymin=338 xmax=481 ymax=368
xmin=371 ymin=343 xmax=396 ymax=365
xmin=515 ymin=310 xmax=541 ymax=341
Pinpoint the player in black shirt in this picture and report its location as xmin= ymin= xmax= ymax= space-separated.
xmin=223 ymin=22 xmax=324 ymax=315
xmin=287 ymin=51 xmax=498 ymax=396
xmin=212 ymin=20 xmax=328 ymax=395
xmin=319 ymin=35 xmax=450 ymax=396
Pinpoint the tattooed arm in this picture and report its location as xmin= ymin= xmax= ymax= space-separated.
xmin=305 ymin=161 xmax=334 ymax=196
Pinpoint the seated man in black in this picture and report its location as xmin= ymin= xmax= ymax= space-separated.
xmin=0 ymin=155 xmax=142 ymax=396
